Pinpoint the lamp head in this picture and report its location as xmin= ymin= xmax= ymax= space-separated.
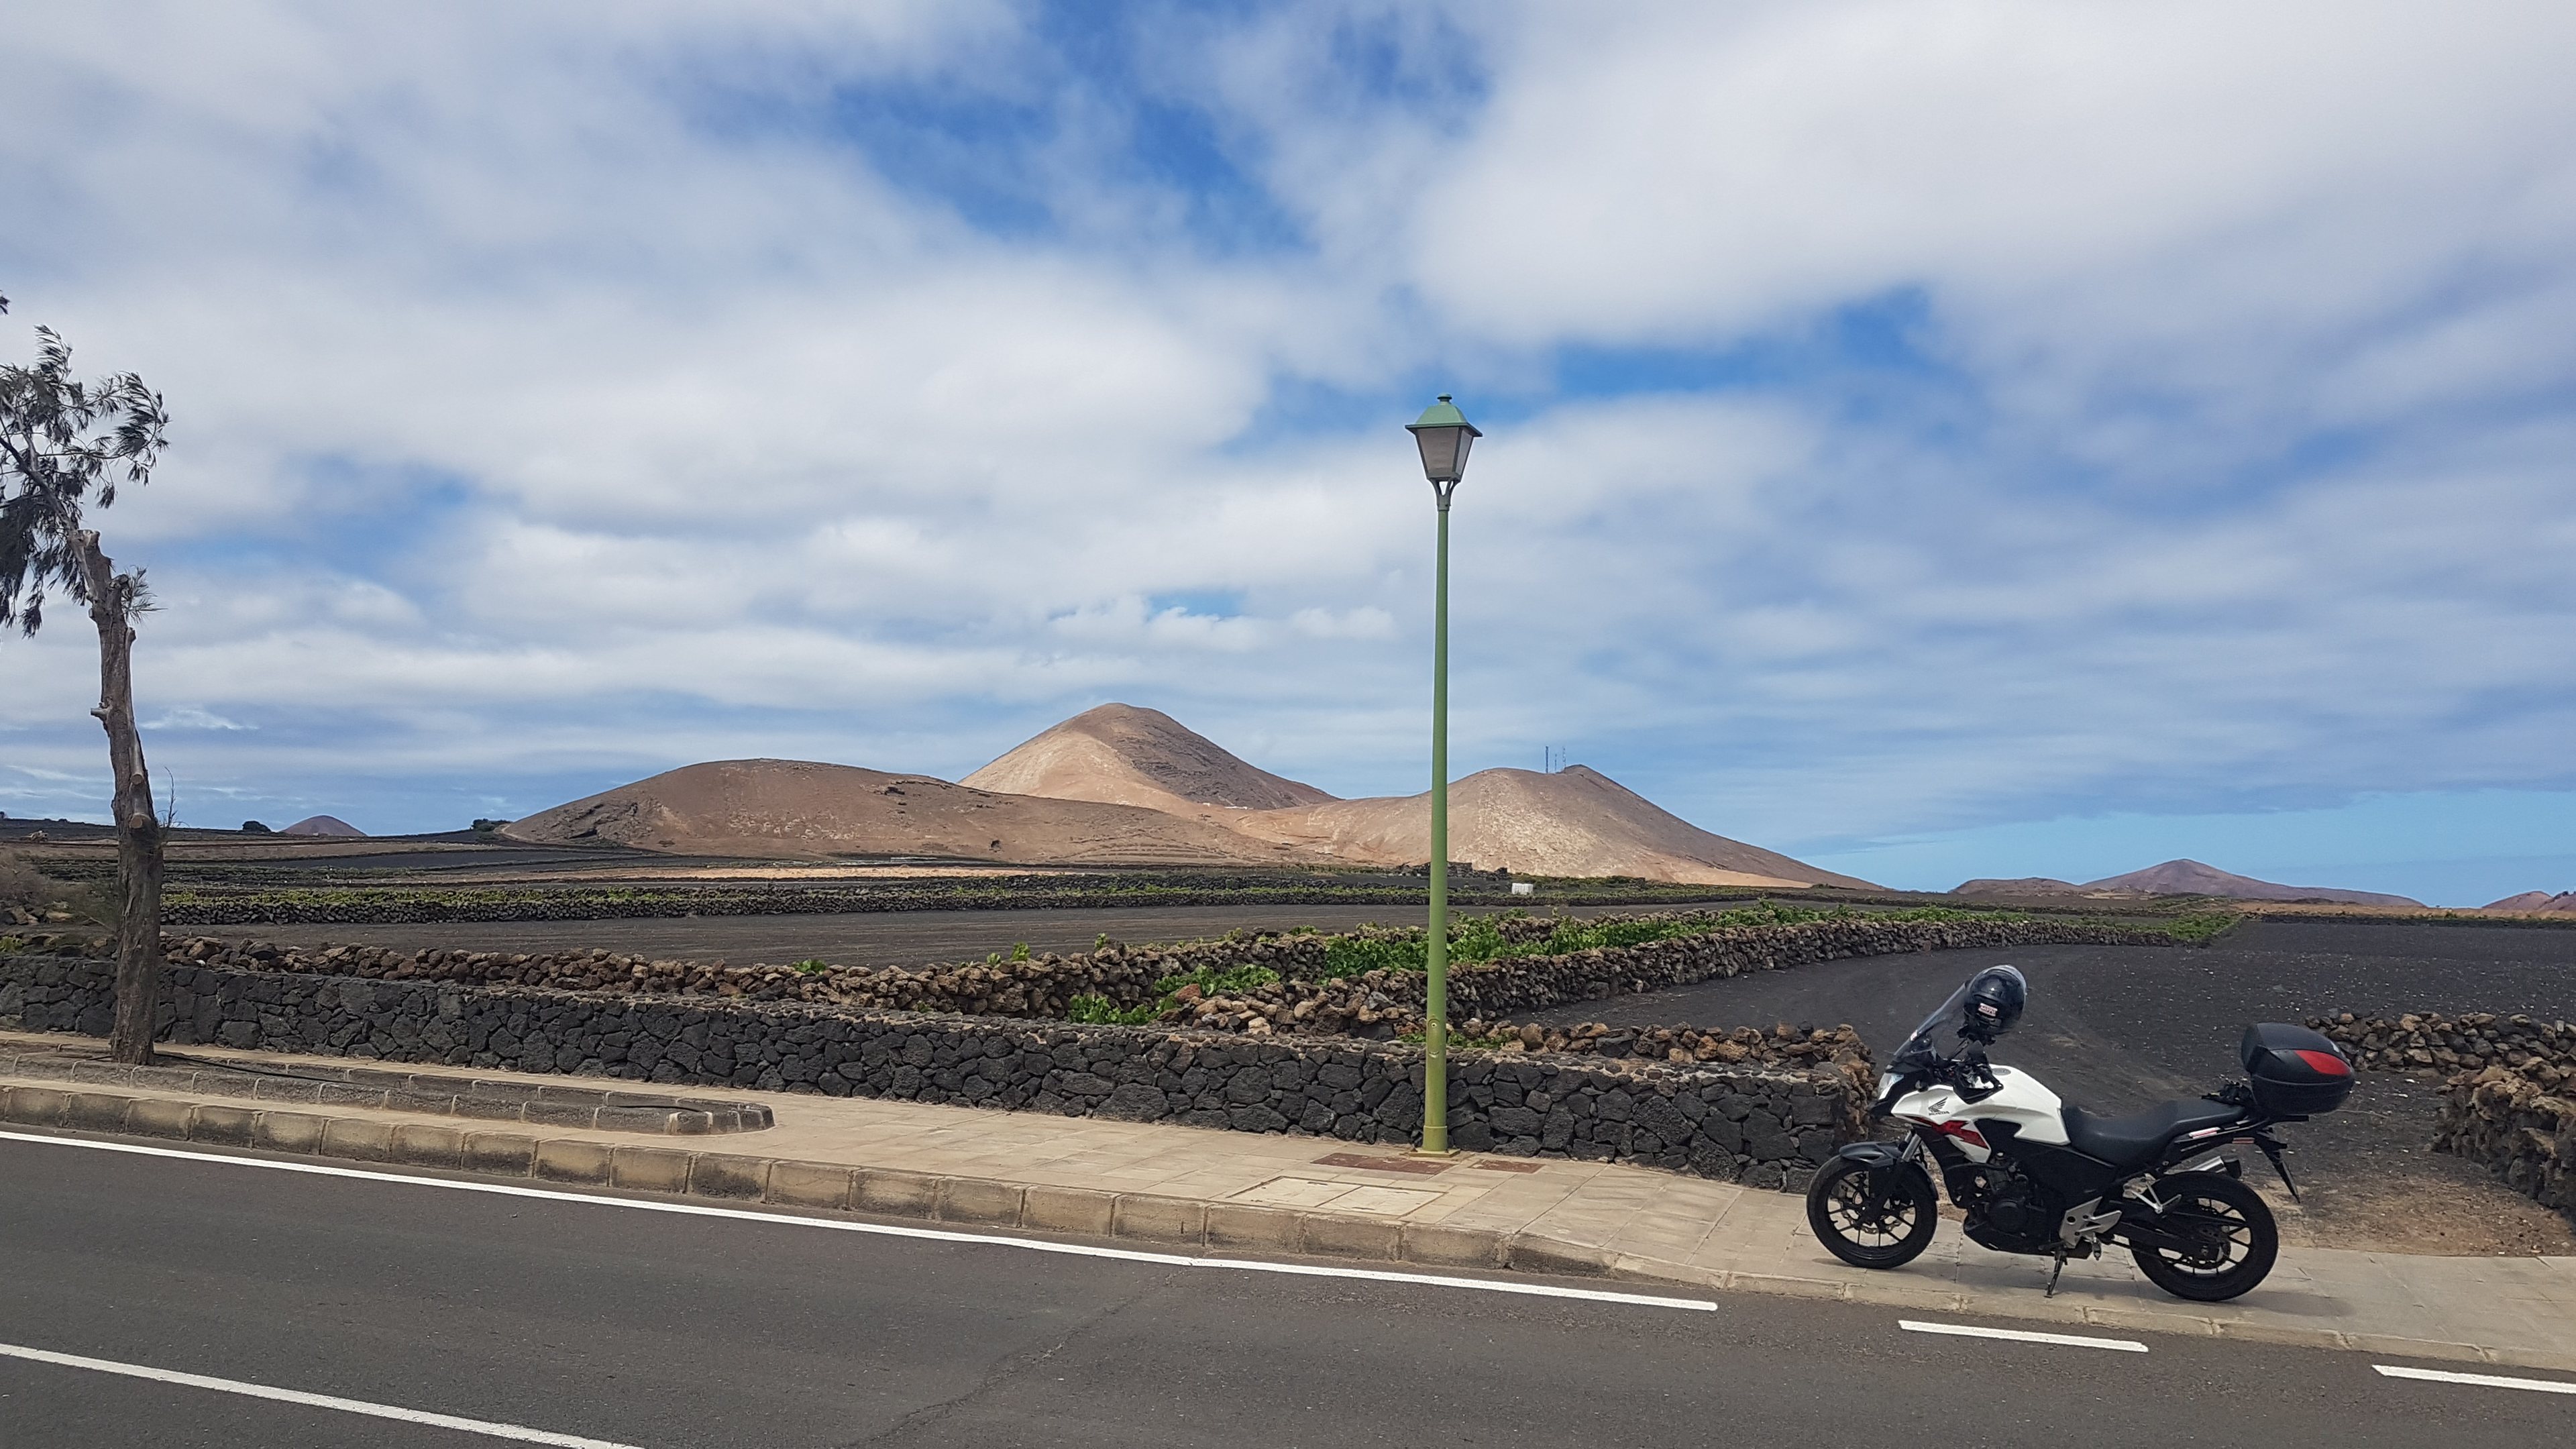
xmin=1406 ymin=394 xmax=1481 ymax=490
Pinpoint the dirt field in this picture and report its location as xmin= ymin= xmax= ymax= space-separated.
xmin=1529 ymin=918 xmax=2576 ymax=1256
xmin=196 ymin=902 xmax=1563 ymax=967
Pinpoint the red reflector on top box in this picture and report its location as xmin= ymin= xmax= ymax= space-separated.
xmin=2240 ymin=1024 xmax=2355 ymax=1116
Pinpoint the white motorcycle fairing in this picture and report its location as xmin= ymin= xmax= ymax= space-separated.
xmin=1881 ymin=1064 xmax=2067 ymax=1163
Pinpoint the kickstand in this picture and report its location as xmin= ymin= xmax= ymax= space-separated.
xmin=2044 ymin=1254 xmax=2066 ymax=1298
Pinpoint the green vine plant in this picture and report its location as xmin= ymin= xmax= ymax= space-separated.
xmin=1065 ymin=963 xmax=1286 ymax=1026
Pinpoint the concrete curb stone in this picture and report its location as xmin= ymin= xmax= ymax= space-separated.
xmin=256 ymin=1110 xmax=327 ymax=1155
xmin=1024 ymin=1185 xmax=1116 ymax=1236
xmin=936 ymin=1177 xmax=1024 ymax=1225
xmin=1110 ymin=1195 xmax=1203 ymax=1246
xmin=855 ymin=1168 xmax=941 ymax=1216
xmin=535 ymin=1139 xmax=612 ymax=1185
xmin=690 ymin=1154 xmax=772 ymax=1201
xmin=610 ymin=1145 xmax=692 ymax=1194
xmin=764 ymin=1161 xmax=855 ymax=1212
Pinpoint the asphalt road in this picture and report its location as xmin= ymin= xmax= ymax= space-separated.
xmin=2 ymin=1132 xmax=2568 ymax=1447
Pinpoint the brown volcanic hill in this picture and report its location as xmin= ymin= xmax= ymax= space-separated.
xmin=962 ymin=704 xmax=1336 ymax=816
xmin=1225 ymin=765 xmax=1873 ymax=889
xmin=280 ymin=815 xmax=366 ymax=838
xmin=498 ymin=759 xmax=1321 ymax=866
xmin=2082 ymin=859 xmax=2422 ymax=908
xmin=2483 ymin=890 xmax=2576 ymax=914
xmin=1951 ymin=877 xmax=2145 ymax=900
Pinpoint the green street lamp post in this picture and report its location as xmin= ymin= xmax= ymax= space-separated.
xmin=1405 ymin=394 xmax=1481 ymax=1156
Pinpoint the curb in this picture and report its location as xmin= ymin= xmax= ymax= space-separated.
xmin=7 ymin=1077 xmax=2572 ymax=1378
xmin=0 ymin=1046 xmax=768 ymax=1135
xmin=0 ymin=1079 xmax=1601 ymax=1278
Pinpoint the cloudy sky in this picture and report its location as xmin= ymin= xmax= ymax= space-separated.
xmin=3 ymin=1 xmax=2571 ymax=904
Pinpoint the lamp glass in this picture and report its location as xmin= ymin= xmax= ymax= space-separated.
xmin=1412 ymin=425 xmax=1467 ymax=483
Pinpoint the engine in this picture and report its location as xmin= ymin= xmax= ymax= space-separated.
xmin=1949 ymin=1160 xmax=2064 ymax=1254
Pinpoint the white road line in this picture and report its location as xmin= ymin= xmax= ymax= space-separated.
xmin=0 ymin=1129 xmax=1719 ymax=1315
xmin=0 ymin=1341 xmax=644 ymax=1447
xmin=2374 ymin=1364 xmax=2576 ymax=1395
xmin=1898 ymin=1320 xmax=2149 ymax=1352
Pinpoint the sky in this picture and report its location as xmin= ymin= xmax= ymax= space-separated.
xmin=2 ymin=1 xmax=2571 ymax=906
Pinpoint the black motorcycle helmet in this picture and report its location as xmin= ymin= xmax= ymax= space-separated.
xmin=1958 ymin=965 xmax=2027 ymax=1042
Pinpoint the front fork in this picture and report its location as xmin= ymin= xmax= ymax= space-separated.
xmin=1827 ymin=1131 xmax=1934 ymax=1205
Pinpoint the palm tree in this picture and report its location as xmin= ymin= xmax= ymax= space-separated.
xmin=1 ymin=290 xmax=173 ymax=1063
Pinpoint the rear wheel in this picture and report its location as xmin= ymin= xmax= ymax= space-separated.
xmin=1807 ymin=1155 xmax=1939 ymax=1269
xmin=2129 ymin=1173 xmax=2277 ymax=1301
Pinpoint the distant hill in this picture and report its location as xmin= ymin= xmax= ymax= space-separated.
xmin=2081 ymin=858 xmax=2421 ymax=908
xmin=962 ymin=704 xmax=1336 ymax=815
xmin=1225 ymin=765 xmax=1874 ymax=888
xmin=2483 ymin=890 xmax=2576 ymax=915
xmin=280 ymin=815 xmax=366 ymax=838
xmin=1952 ymin=877 xmax=2145 ymax=900
xmin=498 ymin=759 xmax=1317 ymax=865
xmin=502 ymin=708 xmax=1874 ymax=886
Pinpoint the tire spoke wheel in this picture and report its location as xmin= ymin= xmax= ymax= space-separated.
xmin=1806 ymin=1155 xmax=1938 ymax=1269
xmin=2128 ymin=1173 xmax=2277 ymax=1302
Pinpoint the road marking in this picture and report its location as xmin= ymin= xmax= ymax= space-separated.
xmin=2374 ymin=1364 xmax=2576 ymax=1395
xmin=1899 ymin=1320 xmax=2149 ymax=1352
xmin=0 ymin=1130 xmax=1720 ymax=1315
xmin=0 ymin=1341 xmax=644 ymax=1447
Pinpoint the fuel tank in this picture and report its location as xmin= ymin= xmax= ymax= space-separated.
xmin=1889 ymin=1065 xmax=2068 ymax=1161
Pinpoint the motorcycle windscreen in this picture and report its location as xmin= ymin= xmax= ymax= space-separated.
xmin=1888 ymin=979 xmax=1976 ymax=1074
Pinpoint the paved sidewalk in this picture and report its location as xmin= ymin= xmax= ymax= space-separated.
xmin=5 ymin=1029 xmax=2571 ymax=1373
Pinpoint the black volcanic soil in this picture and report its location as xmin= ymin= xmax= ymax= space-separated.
xmin=1529 ymin=918 xmax=2576 ymax=1256
xmin=196 ymin=903 xmax=1580 ymax=971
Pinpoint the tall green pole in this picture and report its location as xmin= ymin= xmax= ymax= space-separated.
xmin=1421 ymin=492 xmax=1452 ymax=1155
xmin=1405 ymin=392 xmax=1474 ymax=1156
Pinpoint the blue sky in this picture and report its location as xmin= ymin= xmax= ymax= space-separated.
xmin=3 ymin=1 xmax=2572 ymax=905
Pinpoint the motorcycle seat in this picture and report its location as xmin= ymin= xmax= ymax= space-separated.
xmin=2060 ymin=1099 xmax=2247 ymax=1171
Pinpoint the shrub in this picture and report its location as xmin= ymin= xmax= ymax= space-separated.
xmin=1067 ymin=992 xmax=1160 ymax=1026
xmin=2160 ymin=911 xmax=2243 ymax=944
xmin=1153 ymin=963 xmax=1280 ymax=997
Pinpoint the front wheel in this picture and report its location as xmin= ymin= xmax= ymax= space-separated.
xmin=1807 ymin=1155 xmax=1939 ymax=1269
xmin=2127 ymin=1173 xmax=2277 ymax=1301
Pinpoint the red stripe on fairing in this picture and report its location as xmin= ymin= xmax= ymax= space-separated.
xmin=1898 ymin=1116 xmax=1990 ymax=1150
xmin=2292 ymin=1049 xmax=2351 ymax=1076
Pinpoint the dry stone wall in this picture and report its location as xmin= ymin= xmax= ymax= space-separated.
xmin=70 ymin=911 xmax=2174 ymax=1041
xmin=2312 ymin=1011 xmax=2576 ymax=1223
xmin=0 ymin=953 xmax=1861 ymax=1189
xmin=2436 ymin=1069 xmax=2575 ymax=1221
xmin=2308 ymin=1012 xmax=2575 ymax=1088
xmin=153 ymin=874 xmax=1524 ymax=926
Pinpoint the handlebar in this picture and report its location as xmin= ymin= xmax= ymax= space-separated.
xmin=1930 ymin=1049 xmax=2002 ymax=1099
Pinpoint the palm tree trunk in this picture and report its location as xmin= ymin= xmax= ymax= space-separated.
xmin=76 ymin=529 xmax=163 ymax=1065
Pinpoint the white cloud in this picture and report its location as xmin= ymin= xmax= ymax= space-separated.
xmin=0 ymin=1 xmax=2569 ymax=897
xmin=143 ymin=708 xmax=254 ymax=732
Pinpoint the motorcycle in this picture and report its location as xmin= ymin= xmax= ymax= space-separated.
xmin=1803 ymin=965 xmax=2352 ymax=1301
